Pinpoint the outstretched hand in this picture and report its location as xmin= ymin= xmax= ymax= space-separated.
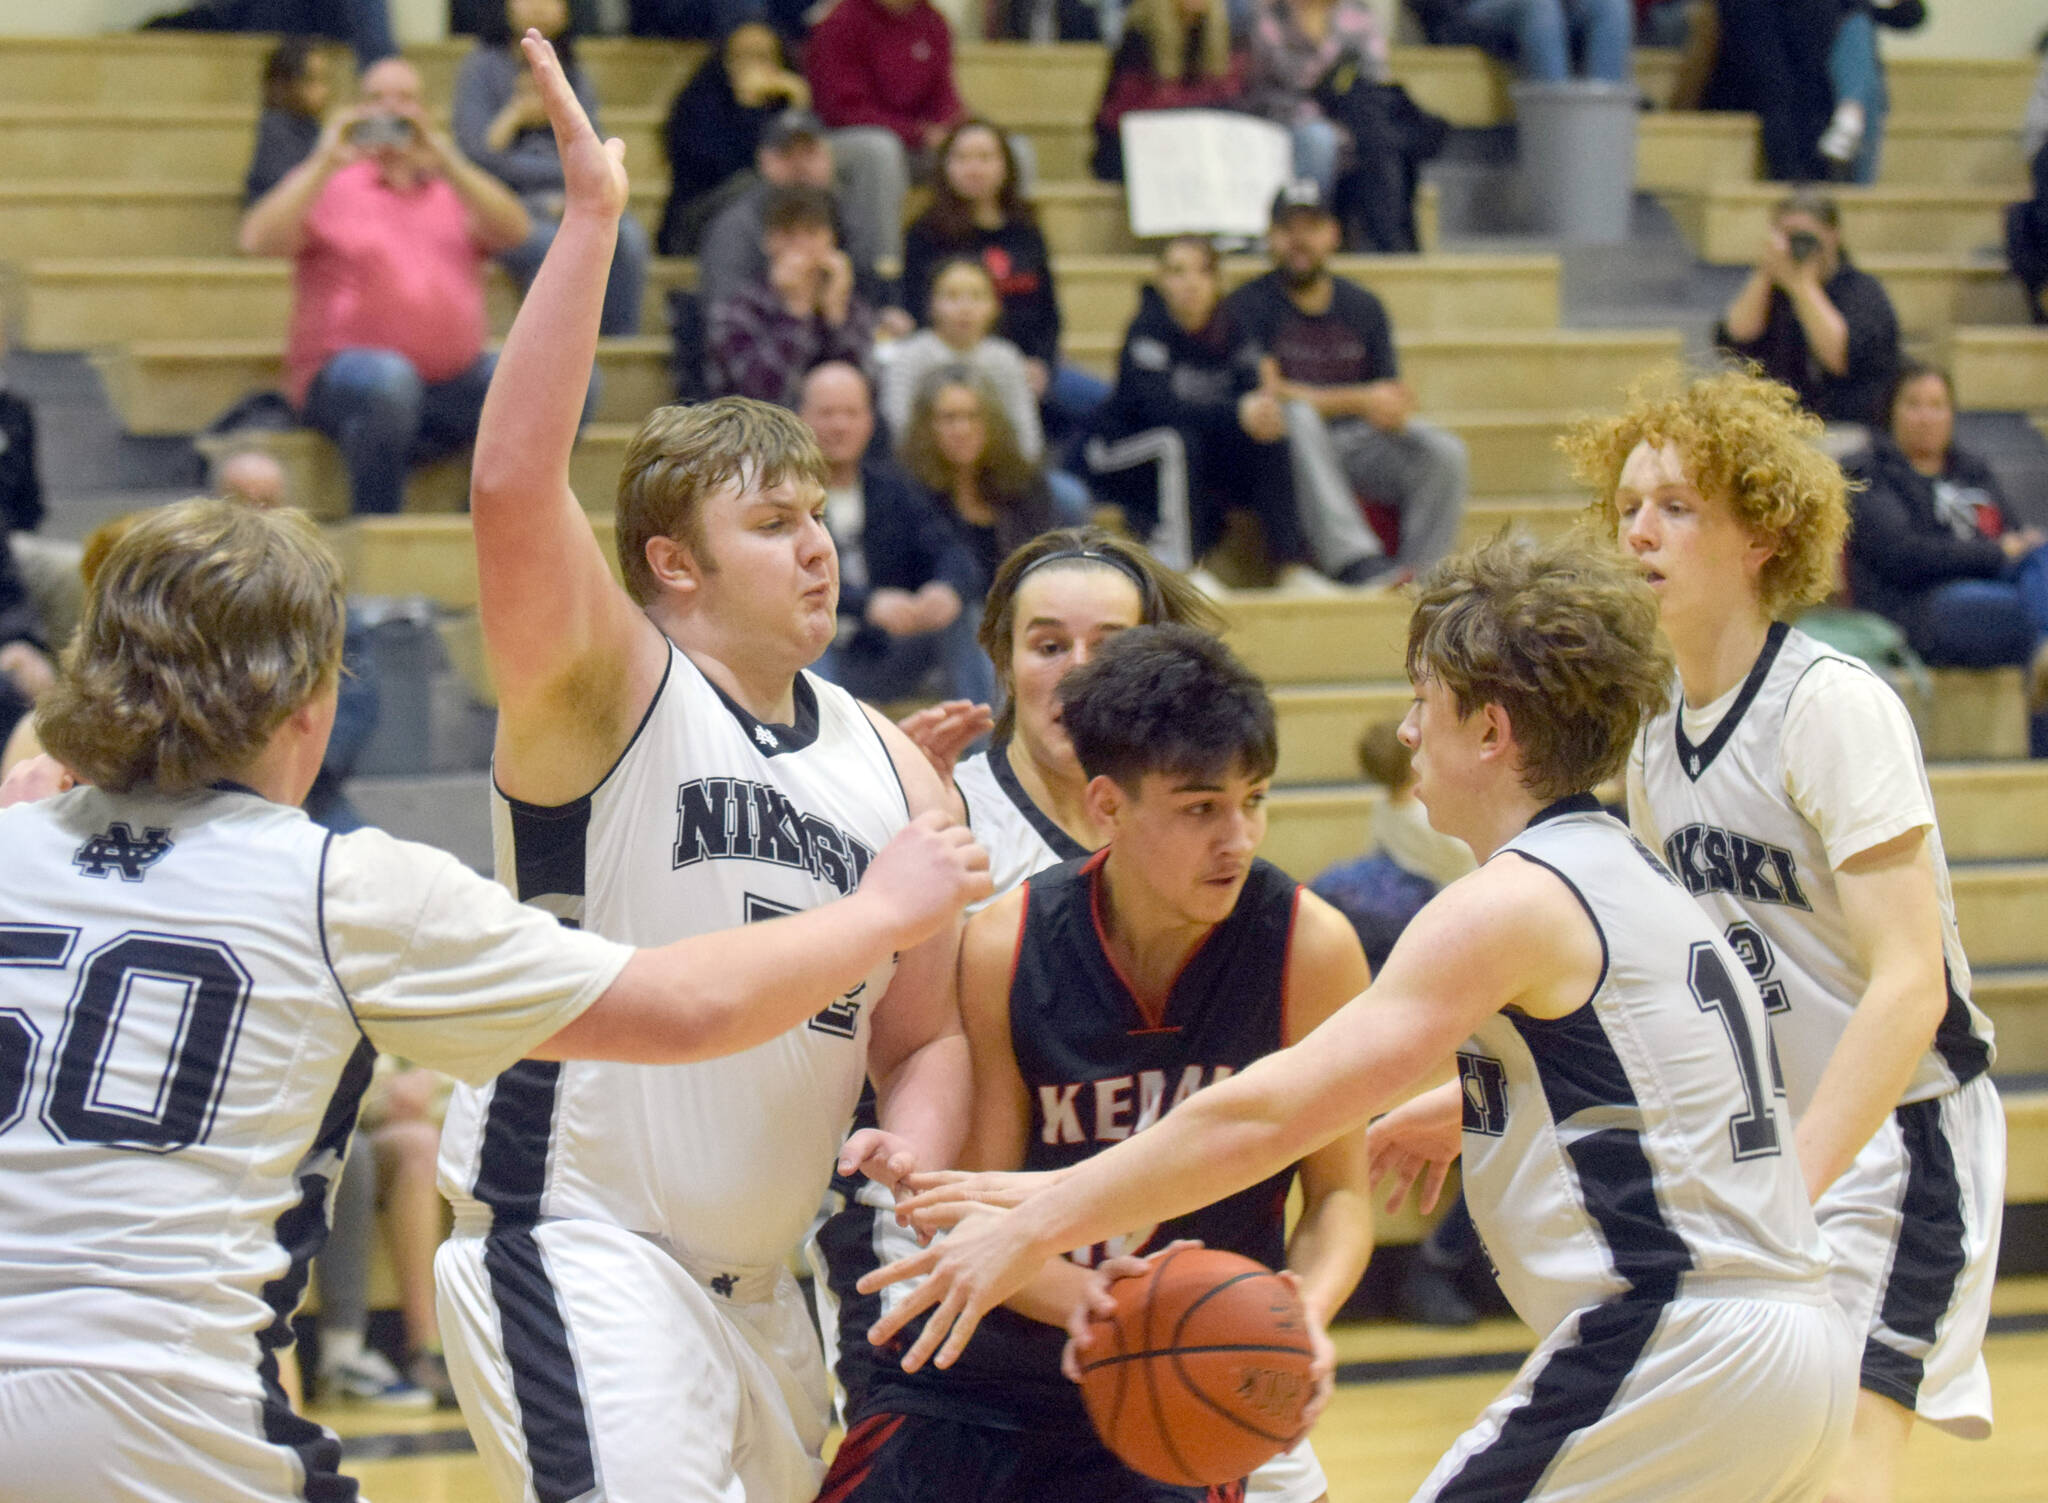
xmin=1365 ymin=1082 xmax=1462 ymax=1215
xmin=855 ymin=1204 xmax=1048 ymax=1372
xmin=893 ymin=1167 xmax=1054 ymax=1237
xmin=896 ymin=700 xmax=993 ymax=791
xmin=520 ymin=29 xmax=627 ymax=220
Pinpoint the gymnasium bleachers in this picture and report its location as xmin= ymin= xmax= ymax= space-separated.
xmin=4 ymin=23 xmax=2048 ymax=1278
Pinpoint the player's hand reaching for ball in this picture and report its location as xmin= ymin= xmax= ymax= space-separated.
xmin=1059 ymin=1240 xmax=1204 ymax=1382
xmin=1275 ymin=1269 xmax=1337 ymax=1427
xmin=857 ymin=1204 xmax=1047 ymax=1371
xmin=519 ymin=28 xmax=627 ymax=221
xmin=893 ymin=1166 xmax=1060 ymax=1237
xmin=839 ymin=1128 xmax=922 ymax=1193
xmin=860 ymin=810 xmax=992 ymax=947
xmin=896 ymin=699 xmax=994 ymax=803
xmin=1365 ymin=1079 xmax=1462 ymax=1215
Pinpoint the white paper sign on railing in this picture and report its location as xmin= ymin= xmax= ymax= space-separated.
xmin=1119 ymin=110 xmax=1296 ymax=239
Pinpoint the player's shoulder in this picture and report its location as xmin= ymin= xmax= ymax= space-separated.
xmin=322 ymin=823 xmax=476 ymax=912
xmin=1779 ymin=635 xmax=1917 ymax=742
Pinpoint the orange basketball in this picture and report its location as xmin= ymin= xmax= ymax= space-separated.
xmin=1072 ymin=1246 xmax=1316 ymax=1487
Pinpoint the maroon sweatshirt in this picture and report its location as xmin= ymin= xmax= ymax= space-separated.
xmin=807 ymin=0 xmax=967 ymax=151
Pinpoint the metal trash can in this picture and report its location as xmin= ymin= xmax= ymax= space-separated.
xmin=1511 ymin=81 xmax=1638 ymax=244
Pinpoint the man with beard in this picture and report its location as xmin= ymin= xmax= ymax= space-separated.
xmin=1225 ymin=180 xmax=1468 ymax=587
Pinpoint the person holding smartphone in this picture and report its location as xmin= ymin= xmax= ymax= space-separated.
xmin=705 ymin=185 xmax=877 ymax=407
xmin=1717 ymin=187 xmax=1900 ymax=434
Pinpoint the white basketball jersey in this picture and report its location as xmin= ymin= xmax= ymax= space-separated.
xmin=956 ymin=745 xmax=1091 ymax=906
xmin=1635 ymin=624 xmax=1992 ymax=1113
xmin=440 ymin=646 xmax=911 ymax=1269
xmin=0 ymin=787 xmax=621 ymax=1399
xmin=1459 ymin=798 xmax=1832 ymax=1341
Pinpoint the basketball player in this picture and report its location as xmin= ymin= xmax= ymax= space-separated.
xmin=870 ymin=534 xmax=1860 ymax=1502
xmin=432 ymin=34 xmax=981 ymax=1503
xmin=817 ymin=625 xmax=1369 ymax=1503
xmin=0 ymin=500 xmax=987 ymax=1502
xmin=811 ymin=528 xmax=1221 ymax=1423
xmin=1566 ymin=370 xmax=2003 ymax=1502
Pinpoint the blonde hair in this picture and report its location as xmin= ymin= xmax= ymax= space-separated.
xmin=615 ymin=398 xmax=830 ymax=604
xmin=1125 ymin=0 xmax=1231 ymax=80
xmin=38 ymin=498 xmax=346 ymax=795
xmin=1562 ymin=367 xmax=1850 ymax=619
xmin=1406 ymin=532 xmax=1673 ymax=804
xmin=977 ymin=526 xmax=1223 ymax=744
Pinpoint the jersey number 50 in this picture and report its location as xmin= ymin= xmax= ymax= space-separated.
xmin=0 ymin=924 xmax=251 ymax=1153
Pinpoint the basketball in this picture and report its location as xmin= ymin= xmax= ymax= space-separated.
xmin=1072 ymin=1246 xmax=1317 ymax=1487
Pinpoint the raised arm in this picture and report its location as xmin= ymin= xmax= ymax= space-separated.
xmin=471 ymin=32 xmax=664 ymax=806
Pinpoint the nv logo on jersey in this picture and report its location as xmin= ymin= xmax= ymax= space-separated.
xmin=1458 ymin=1052 xmax=1508 ymax=1137
xmin=1663 ymin=823 xmax=1812 ymax=911
xmin=752 ymin=724 xmax=779 ymax=751
xmin=72 ymin=824 xmax=173 ymax=881
xmin=674 ymin=778 xmax=876 ymax=895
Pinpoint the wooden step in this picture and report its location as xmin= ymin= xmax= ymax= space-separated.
xmin=1930 ymin=763 xmax=2048 ymax=864
xmin=1222 ymin=591 xmax=1414 ymax=686
xmin=2005 ymin=1086 xmax=2048 ymax=1202
xmin=1660 ymin=184 xmax=2012 ymax=265
xmin=1635 ymin=111 xmax=1762 ymax=193
xmin=14 ymin=248 xmax=1534 ymax=352
xmin=1863 ymin=254 xmax=2033 ymax=345
xmin=1951 ymin=327 xmax=2048 ymax=413
xmin=93 ymin=335 xmax=674 ymax=435
xmin=1635 ymin=113 xmax=2024 ymax=195
xmin=0 ymin=178 xmax=667 ymax=262
xmin=1917 ymin=667 xmax=2031 ymax=764
xmin=330 ymin=513 xmax=621 ymax=607
xmin=1954 ymin=863 xmax=2048 ymax=970
xmin=1879 ymin=115 xmax=2029 ymax=190
xmin=1261 ymin=786 xmax=1381 ymax=884
xmin=1458 ymin=495 xmax=1584 ymax=546
xmin=1884 ymin=57 xmax=2037 ymax=122
xmin=1978 ymin=969 xmax=2048 ymax=1079
xmin=1273 ymin=683 xmax=1415 ymax=785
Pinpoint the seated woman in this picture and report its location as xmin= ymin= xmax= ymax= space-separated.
xmin=245 ymin=37 xmax=334 ymax=204
xmin=658 ymin=21 xmax=810 ymax=255
xmin=877 ymin=258 xmax=1044 ymax=461
xmin=1843 ymin=362 xmax=2048 ymax=747
xmin=1091 ymin=0 xmax=1247 ymax=182
xmin=897 ymin=366 xmax=1072 ymax=591
xmin=454 ymin=0 xmax=651 ymax=335
xmin=1404 ymin=0 xmax=1632 ymax=84
xmin=901 ymin=121 xmax=1111 ymax=451
xmin=1085 ymin=235 xmax=1321 ymax=584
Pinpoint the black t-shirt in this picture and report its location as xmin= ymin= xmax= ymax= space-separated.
xmin=900 ymin=215 xmax=1062 ymax=366
xmin=1715 ymin=254 xmax=1899 ymax=428
xmin=1222 ymin=270 xmax=1399 ymax=391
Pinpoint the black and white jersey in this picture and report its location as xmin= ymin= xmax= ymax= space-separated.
xmin=439 ymin=644 xmax=911 ymax=1270
xmin=955 ymin=744 xmax=1091 ymax=906
xmin=858 ymin=851 xmax=1303 ymax=1431
xmin=1463 ymin=797 xmax=1833 ymax=1341
xmin=1632 ymin=623 xmax=1993 ymax=1112
xmin=0 ymin=786 xmax=627 ymax=1399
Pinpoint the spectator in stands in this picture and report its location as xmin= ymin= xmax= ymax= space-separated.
xmin=657 ymin=21 xmax=810 ymax=254
xmin=1244 ymin=0 xmax=1392 ymax=206
xmin=1843 ymin=364 xmax=2048 ymax=745
xmin=148 ymin=0 xmax=395 ymax=70
xmin=0 ymin=527 xmax=50 ymax=760
xmin=1702 ymin=0 xmax=1837 ymax=181
xmin=628 ymin=0 xmax=803 ymax=40
xmin=2010 ymin=50 xmax=2048 ymax=323
xmin=802 ymin=362 xmax=997 ymax=706
xmin=1816 ymin=0 xmax=1925 ymax=182
xmin=245 ymin=37 xmax=334 ymax=204
xmin=696 ymin=109 xmax=897 ymax=316
xmin=240 ymin=58 xmax=530 ymax=516
xmin=316 ymin=1059 xmax=455 ymax=1409
xmin=878 ymin=258 xmax=1044 ymax=460
xmin=1085 ymin=235 xmax=1321 ymax=587
xmin=1228 ymin=179 xmax=1468 ymax=586
xmin=806 ymin=0 xmax=966 ymax=263
xmin=1404 ymin=0 xmax=1632 ymax=83
xmin=1717 ymin=187 xmax=1899 ymax=432
xmin=898 ymin=366 xmax=1068 ymax=588
xmin=705 ymin=186 xmax=877 ymax=405
xmin=1091 ymin=0 xmax=1248 ymax=182
xmin=455 ymin=0 xmax=650 ymax=337
xmin=903 ymin=120 xmax=1110 ymax=452
xmin=0 ymin=330 xmax=76 ymax=659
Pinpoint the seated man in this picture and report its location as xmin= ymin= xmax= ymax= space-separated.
xmin=696 ymin=108 xmax=893 ymax=312
xmin=806 ymin=0 xmax=966 ymax=263
xmin=238 ymin=57 xmax=530 ymax=515
xmin=1228 ymin=181 xmax=1469 ymax=586
xmin=1717 ymin=188 xmax=1900 ymax=432
xmin=705 ymin=187 xmax=877 ymax=407
xmin=800 ymin=362 xmax=994 ymax=707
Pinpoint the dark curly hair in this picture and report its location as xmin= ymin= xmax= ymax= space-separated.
xmin=1058 ymin=623 xmax=1277 ymax=791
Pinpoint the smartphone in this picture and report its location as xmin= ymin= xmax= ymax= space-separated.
xmin=348 ymin=114 xmax=417 ymax=150
xmin=1786 ymin=231 xmax=1822 ymax=263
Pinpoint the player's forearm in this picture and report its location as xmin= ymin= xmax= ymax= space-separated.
xmin=877 ymin=1032 xmax=974 ymax=1173
xmin=1003 ymin=1252 xmax=1096 ymax=1327
xmin=1795 ymin=963 xmax=1946 ymax=1198
xmin=1285 ymin=1188 xmax=1373 ymax=1329
xmin=540 ymin=886 xmax=927 ymax=1064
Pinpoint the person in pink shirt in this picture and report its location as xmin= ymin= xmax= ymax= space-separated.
xmin=806 ymin=0 xmax=967 ymax=263
xmin=239 ymin=58 xmax=530 ymax=515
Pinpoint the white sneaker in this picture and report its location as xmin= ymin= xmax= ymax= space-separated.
xmin=1818 ymin=100 xmax=1865 ymax=164
xmin=1275 ymin=564 xmax=1345 ymax=596
xmin=320 ymin=1349 xmax=436 ymax=1411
